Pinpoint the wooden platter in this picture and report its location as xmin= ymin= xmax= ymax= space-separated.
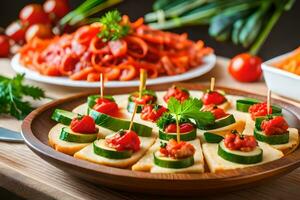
xmin=21 ymin=83 xmax=300 ymax=196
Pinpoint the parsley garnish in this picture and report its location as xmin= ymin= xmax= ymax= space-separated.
xmin=98 ymin=10 xmax=130 ymax=42
xmin=167 ymin=97 xmax=214 ymax=127
xmin=0 ymin=74 xmax=45 ymax=120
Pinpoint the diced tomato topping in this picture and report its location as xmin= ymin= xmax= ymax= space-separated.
xmin=224 ymin=132 xmax=257 ymax=152
xmin=141 ymin=104 xmax=167 ymax=122
xmin=70 ymin=116 xmax=97 ymax=134
xmin=131 ymin=94 xmax=155 ymax=105
xmin=203 ymin=105 xmax=227 ymax=119
xmin=106 ymin=130 xmax=140 ymax=152
xmin=202 ymin=90 xmax=226 ymax=105
xmin=164 ymin=123 xmax=194 ymax=133
xmin=93 ymin=97 xmax=118 ymax=116
xmin=248 ymin=102 xmax=272 ymax=120
xmin=261 ymin=116 xmax=288 ymax=135
xmin=163 ymin=86 xmax=189 ymax=103
xmin=159 ymin=139 xmax=195 ymax=159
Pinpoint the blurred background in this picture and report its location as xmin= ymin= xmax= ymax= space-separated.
xmin=1 ymin=0 xmax=299 ymax=60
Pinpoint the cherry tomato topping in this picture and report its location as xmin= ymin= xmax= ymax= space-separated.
xmin=210 ymin=107 xmax=227 ymax=119
xmin=131 ymin=94 xmax=155 ymax=105
xmin=5 ymin=21 xmax=26 ymax=43
xmin=160 ymin=139 xmax=195 ymax=159
xmin=141 ymin=105 xmax=167 ymax=122
xmin=70 ymin=116 xmax=97 ymax=134
xmin=228 ymin=53 xmax=262 ymax=82
xmin=0 ymin=35 xmax=10 ymax=57
xmin=19 ymin=4 xmax=50 ymax=26
xmin=202 ymin=91 xmax=226 ymax=105
xmin=43 ymin=0 xmax=70 ymax=21
xmin=261 ymin=116 xmax=288 ymax=135
xmin=106 ymin=130 xmax=140 ymax=152
xmin=164 ymin=123 xmax=194 ymax=133
xmin=163 ymin=86 xmax=189 ymax=103
xmin=224 ymin=132 xmax=257 ymax=152
xmin=248 ymin=102 xmax=272 ymax=120
xmin=93 ymin=98 xmax=118 ymax=116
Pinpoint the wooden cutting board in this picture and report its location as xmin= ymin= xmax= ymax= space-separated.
xmin=0 ymin=57 xmax=299 ymax=200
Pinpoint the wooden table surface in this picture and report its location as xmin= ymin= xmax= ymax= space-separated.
xmin=0 ymin=57 xmax=299 ymax=200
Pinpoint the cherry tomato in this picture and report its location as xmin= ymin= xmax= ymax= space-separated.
xmin=43 ymin=0 xmax=70 ymax=21
xmin=131 ymin=94 xmax=155 ymax=105
xmin=224 ymin=132 xmax=257 ymax=151
xmin=210 ymin=107 xmax=227 ymax=119
xmin=5 ymin=21 xmax=26 ymax=43
xmin=25 ymin=24 xmax=53 ymax=42
xmin=163 ymin=86 xmax=189 ymax=103
xmin=160 ymin=139 xmax=195 ymax=159
xmin=228 ymin=53 xmax=262 ymax=82
xmin=141 ymin=105 xmax=167 ymax=122
xmin=93 ymin=98 xmax=118 ymax=116
xmin=202 ymin=91 xmax=226 ymax=105
xmin=106 ymin=130 xmax=140 ymax=152
xmin=0 ymin=35 xmax=10 ymax=57
xmin=164 ymin=123 xmax=194 ymax=133
xmin=248 ymin=102 xmax=272 ymax=120
xmin=108 ymin=40 xmax=127 ymax=57
xmin=261 ymin=116 xmax=288 ymax=135
xmin=70 ymin=116 xmax=97 ymax=134
xmin=19 ymin=4 xmax=50 ymax=26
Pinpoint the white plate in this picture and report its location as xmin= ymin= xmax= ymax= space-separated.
xmin=11 ymin=53 xmax=216 ymax=88
xmin=262 ymin=51 xmax=300 ymax=101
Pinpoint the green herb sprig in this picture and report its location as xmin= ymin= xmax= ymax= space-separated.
xmin=0 ymin=74 xmax=45 ymax=120
xmin=98 ymin=10 xmax=130 ymax=42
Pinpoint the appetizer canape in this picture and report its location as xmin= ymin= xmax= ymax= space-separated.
xmin=254 ymin=115 xmax=299 ymax=154
xmin=127 ymin=89 xmax=157 ymax=113
xmin=140 ymin=104 xmax=168 ymax=122
xmin=202 ymin=131 xmax=284 ymax=173
xmin=163 ymin=85 xmax=190 ymax=103
xmin=49 ymin=115 xmax=99 ymax=155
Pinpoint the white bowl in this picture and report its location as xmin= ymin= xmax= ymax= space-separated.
xmin=262 ymin=51 xmax=300 ymax=101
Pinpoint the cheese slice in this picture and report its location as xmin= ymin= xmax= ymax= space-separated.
xmin=198 ymin=120 xmax=245 ymax=143
xmin=202 ymin=141 xmax=284 ymax=173
xmin=132 ymin=139 xmax=204 ymax=173
xmin=48 ymin=124 xmax=91 ymax=155
xmin=74 ymin=136 xmax=156 ymax=168
xmin=72 ymin=103 xmax=88 ymax=115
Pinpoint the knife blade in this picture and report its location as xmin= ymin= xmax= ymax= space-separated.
xmin=0 ymin=127 xmax=24 ymax=143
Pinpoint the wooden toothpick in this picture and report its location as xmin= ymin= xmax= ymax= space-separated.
xmin=100 ymin=73 xmax=104 ymax=99
xmin=176 ymin=115 xmax=180 ymax=143
xmin=210 ymin=77 xmax=215 ymax=91
xmin=129 ymin=69 xmax=147 ymax=131
xmin=267 ymin=89 xmax=271 ymax=115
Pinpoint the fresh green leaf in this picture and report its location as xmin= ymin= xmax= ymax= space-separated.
xmin=0 ymin=74 xmax=45 ymax=120
xmin=98 ymin=10 xmax=130 ymax=42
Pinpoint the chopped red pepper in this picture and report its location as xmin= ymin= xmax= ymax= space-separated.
xmin=159 ymin=139 xmax=195 ymax=159
xmin=141 ymin=104 xmax=167 ymax=122
xmin=70 ymin=116 xmax=97 ymax=134
xmin=248 ymin=102 xmax=272 ymax=120
xmin=261 ymin=116 xmax=288 ymax=135
xmin=224 ymin=132 xmax=257 ymax=152
xmin=106 ymin=130 xmax=140 ymax=152
xmin=163 ymin=86 xmax=189 ymax=103
xmin=93 ymin=97 xmax=118 ymax=116
xmin=164 ymin=123 xmax=194 ymax=133
xmin=202 ymin=90 xmax=226 ymax=105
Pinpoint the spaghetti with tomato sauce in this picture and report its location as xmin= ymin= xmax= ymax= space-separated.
xmin=19 ymin=16 xmax=213 ymax=82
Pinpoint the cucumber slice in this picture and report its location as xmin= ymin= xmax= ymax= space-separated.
xmin=88 ymin=108 xmax=152 ymax=137
xmin=218 ymin=141 xmax=263 ymax=164
xmin=153 ymin=151 xmax=194 ymax=169
xmin=59 ymin=127 xmax=98 ymax=143
xmin=87 ymin=95 xmax=115 ymax=108
xmin=127 ymin=101 xmax=143 ymax=113
xmin=254 ymin=128 xmax=289 ymax=145
xmin=159 ymin=128 xmax=196 ymax=141
xmin=51 ymin=109 xmax=79 ymax=125
xmin=93 ymin=139 xmax=133 ymax=159
xmin=204 ymin=132 xmax=224 ymax=143
xmin=236 ymin=99 xmax=282 ymax=113
xmin=198 ymin=114 xmax=235 ymax=130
